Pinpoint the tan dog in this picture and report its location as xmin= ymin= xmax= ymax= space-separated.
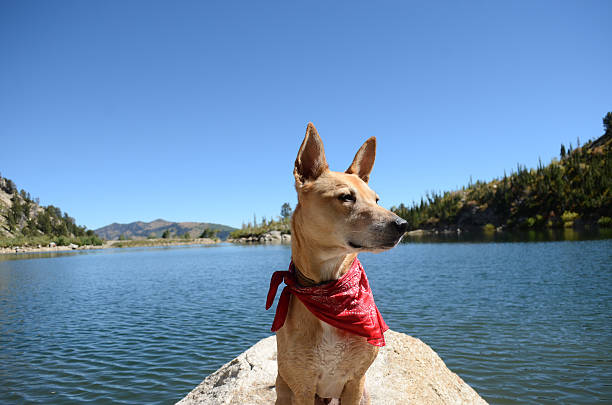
xmin=274 ymin=123 xmax=408 ymax=405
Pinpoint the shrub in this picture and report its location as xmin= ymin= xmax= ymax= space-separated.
xmin=519 ymin=217 xmax=537 ymax=229
xmin=56 ymin=235 xmax=68 ymax=246
xmin=77 ymin=235 xmax=103 ymax=246
xmin=598 ymin=216 xmax=612 ymax=227
xmin=561 ymin=211 xmax=580 ymax=223
xmin=483 ymin=223 xmax=496 ymax=232
xmin=561 ymin=211 xmax=580 ymax=228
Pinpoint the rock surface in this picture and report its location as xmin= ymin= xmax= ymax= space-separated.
xmin=177 ymin=330 xmax=487 ymax=405
xmin=230 ymin=231 xmax=292 ymax=244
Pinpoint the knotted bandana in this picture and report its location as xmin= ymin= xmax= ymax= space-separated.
xmin=265 ymin=257 xmax=388 ymax=346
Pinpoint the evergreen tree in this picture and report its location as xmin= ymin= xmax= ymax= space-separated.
xmin=37 ymin=212 xmax=52 ymax=234
xmin=281 ymin=203 xmax=292 ymax=220
xmin=604 ymin=112 xmax=612 ymax=135
xmin=199 ymin=228 xmax=218 ymax=238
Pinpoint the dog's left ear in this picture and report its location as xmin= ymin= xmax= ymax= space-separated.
xmin=346 ymin=137 xmax=376 ymax=183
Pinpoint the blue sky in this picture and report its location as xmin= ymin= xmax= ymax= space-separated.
xmin=1 ymin=1 xmax=610 ymax=230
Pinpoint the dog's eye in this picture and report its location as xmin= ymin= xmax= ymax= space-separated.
xmin=376 ymin=197 xmax=380 ymax=204
xmin=339 ymin=193 xmax=356 ymax=203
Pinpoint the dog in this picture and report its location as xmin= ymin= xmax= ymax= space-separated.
xmin=267 ymin=123 xmax=408 ymax=405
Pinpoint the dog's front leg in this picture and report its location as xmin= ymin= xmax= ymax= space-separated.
xmin=275 ymin=372 xmax=317 ymax=405
xmin=275 ymin=374 xmax=292 ymax=405
xmin=340 ymin=375 xmax=368 ymax=405
xmin=290 ymin=389 xmax=317 ymax=405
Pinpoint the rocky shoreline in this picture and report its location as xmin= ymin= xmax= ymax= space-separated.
xmin=176 ymin=329 xmax=487 ymax=404
xmin=0 ymin=243 xmax=108 ymax=255
xmin=228 ymin=230 xmax=291 ymax=244
xmin=0 ymin=238 xmax=220 ymax=255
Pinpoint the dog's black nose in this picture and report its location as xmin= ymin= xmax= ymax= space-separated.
xmin=394 ymin=217 xmax=409 ymax=234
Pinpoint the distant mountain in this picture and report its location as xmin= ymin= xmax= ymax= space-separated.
xmin=94 ymin=219 xmax=236 ymax=240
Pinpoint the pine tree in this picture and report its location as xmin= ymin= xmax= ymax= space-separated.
xmin=281 ymin=203 xmax=293 ymax=220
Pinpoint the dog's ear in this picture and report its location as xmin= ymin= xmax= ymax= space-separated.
xmin=294 ymin=122 xmax=329 ymax=185
xmin=346 ymin=136 xmax=376 ymax=183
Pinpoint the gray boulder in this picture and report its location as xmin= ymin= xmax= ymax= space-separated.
xmin=176 ymin=330 xmax=487 ymax=405
xmin=259 ymin=231 xmax=282 ymax=244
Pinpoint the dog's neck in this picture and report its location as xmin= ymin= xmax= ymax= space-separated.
xmin=291 ymin=229 xmax=357 ymax=284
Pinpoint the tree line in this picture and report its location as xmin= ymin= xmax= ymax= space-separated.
xmin=391 ymin=113 xmax=612 ymax=231
xmin=230 ymin=202 xmax=292 ymax=239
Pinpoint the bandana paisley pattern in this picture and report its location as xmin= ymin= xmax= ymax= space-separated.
xmin=266 ymin=257 xmax=388 ymax=346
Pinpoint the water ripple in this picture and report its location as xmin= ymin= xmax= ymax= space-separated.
xmin=1 ymin=242 xmax=611 ymax=404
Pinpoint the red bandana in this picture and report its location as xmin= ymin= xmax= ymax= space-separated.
xmin=265 ymin=257 xmax=389 ymax=346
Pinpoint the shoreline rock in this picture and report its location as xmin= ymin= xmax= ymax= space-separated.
xmin=177 ymin=330 xmax=487 ymax=405
xmin=228 ymin=230 xmax=291 ymax=245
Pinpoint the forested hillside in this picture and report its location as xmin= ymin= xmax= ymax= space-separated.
xmin=0 ymin=175 xmax=102 ymax=247
xmin=391 ymin=113 xmax=612 ymax=231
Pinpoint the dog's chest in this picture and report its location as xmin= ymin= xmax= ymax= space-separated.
xmin=314 ymin=321 xmax=372 ymax=398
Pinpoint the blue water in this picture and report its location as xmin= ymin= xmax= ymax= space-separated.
xmin=0 ymin=241 xmax=611 ymax=404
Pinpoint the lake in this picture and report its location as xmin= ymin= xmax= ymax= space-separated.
xmin=1 ymin=239 xmax=611 ymax=404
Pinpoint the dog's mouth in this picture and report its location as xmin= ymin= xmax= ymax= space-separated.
xmin=348 ymin=241 xmax=364 ymax=249
xmin=348 ymin=240 xmax=398 ymax=250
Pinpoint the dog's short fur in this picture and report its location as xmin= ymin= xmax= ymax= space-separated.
xmin=275 ymin=123 xmax=408 ymax=405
